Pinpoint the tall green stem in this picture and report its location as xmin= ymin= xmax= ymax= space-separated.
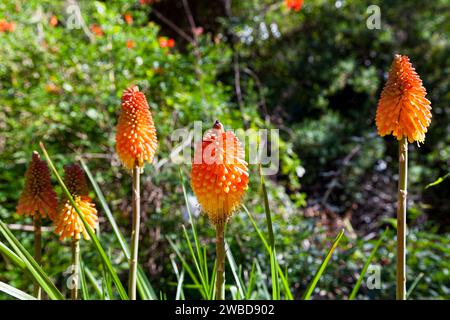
xmin=71 ymin=238 xmax=80 ymax=300
xmin=33 ymin=216 xmax=42 ymax=299
xmin=215 ymin=223 xmax=225 ymax=300
xmin=129 ymin=163 xmax=140 ymax=300
xmin=397 ymin=137 xmax=408 ymax=300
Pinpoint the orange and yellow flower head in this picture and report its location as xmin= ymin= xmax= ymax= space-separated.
xmin=54 ymin=164 xmax=98 ymax=241
xmin=190 ymin=121 xmax=249 ymax=226
xmin=17 ymin=151 xmax=58 ymax=220
xmin=376 ymin=55 xmax=432 ymax=144
xmin=116 ymin=86 xmax=158 ymax=171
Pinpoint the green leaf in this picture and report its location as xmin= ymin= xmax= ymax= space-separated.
xmin=84 ymin=266 xmax=103 ymax=298
xmin=225 ymin=240 xmax=245 ymax=299
xmin=302 ymin=229 xmax=345 ymax=300
xmin=425 ymin=173 xmax=450 ymax=189
xmin=0 ymin=220 xmax=64 ymax=300
xmin=407 ymin=272 xmax=425 ymax=299
xmin=242 ymin=205 xmax=293 ymax=300
xmin=0 ymin=281 xmax=37 ymax=300
xmin=40 ymin=142 xmax=128 ymax=300
xmin=79 ymin=258 xmax=90 ymax=300
xmin=259 ymin=164 xmax=275 ymax=249
xmin=0 ymin=241 xmax=26 ymax=269
xmin=349 ymin=228 xmax=387 ymax=300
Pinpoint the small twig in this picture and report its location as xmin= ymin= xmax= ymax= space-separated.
xmin=242 ymin=67 xmax=269 ymax=122
xmin=321 ymin=145 xmax=361 ymax=206
xmin=151 ymin=8 xmax=194 ymax=43
xmin=7 ymin=224 xmax=53 ymax=232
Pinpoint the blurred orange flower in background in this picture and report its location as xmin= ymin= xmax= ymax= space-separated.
xmin=0 ymin=19 xmax=15 ymax=32
xmin=139 ymin=0 xmax=155 ymax=5
xmin=17 ymin=151 xmax=58 ymax=220
xmin=376 ymin=55 xmax=432 ymax=143
xmin=124 ymin=13 xmax=133 ymax=25
xmin=54 ymin=164 xmax=98 ymax=240
xmin=116 ymin=86 xmax=158 ymax=170
xmin=49 ymin=15 xmax=58 ymax=27
xmin=126 ymin=39 xmax=135 ymax=49
xmin=90 ymin=24 xmax=104 ymax=37
xmin=285 ymin=0 xmax=304 ymax=12
xmin=159 ymin=36 xmax=175 ymax=49
xmin=191 ymin=121 xmax=249 ymax=226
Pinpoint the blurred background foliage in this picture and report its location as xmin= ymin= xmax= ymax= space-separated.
xmin=0 ymin=0 xmax=448 ymax=299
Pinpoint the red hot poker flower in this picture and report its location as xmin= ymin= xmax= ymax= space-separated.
xmin=376 ymin=55 xmax=432 ymax=143
xmin=191 ymin=121 xmax=249 ymax=226
xmin=116 ymin=86 xmax=158 ymax=170
xmin=54 ymin=164 xmax=98 ymax=240
xmin=17 ymin=151 xmax=58 ymax=220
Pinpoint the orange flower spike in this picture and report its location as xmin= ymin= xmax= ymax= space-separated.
xmin=376 ymin=55 xmax=432 ymax=144
xmin=17 ymin=151 xmax=58 ymax=220
xmin=191 ymin=120 xmax=249 ymax=226
xmin=116 ymin=86 xmax=158 ymax=171
xmin=54 ymin=164 xmax=97 ymax=240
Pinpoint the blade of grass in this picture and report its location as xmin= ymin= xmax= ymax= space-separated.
xmin=0 ymin=220 xmax=64 ymax=300
xmin=40 ymin=142 xmax=128 ymax=300
xmin=167 ymin=237 xmax=205 ymax=298
xmin=245 ymin=260 xmax=257 ymax=300
xmin=302 ymin=229 xmax=345 ymax=300
xmin=225 ymin=240 xmax=245 ymax=299
xmin=407 ymin=272 xmax=424 ymax=299
xmin=349 ymin=228 xmax=388 ymax=300
xmin=80 ymin=157 xmax=156 ymax=300
xmin=179 ymin=168 xmax=205 ymax=276
xmin=79 ymin=258 xmax=90 ymax=300
xmin=182 ymin=225 xmax=208 ymax=293
xmin=270 ymin=248 xmax=281 ymax=300
xmin=84 ymin=266 xmax=103 ymax=298
xmin=241 ymin=205 xmax=293 ymax=300
xmin=0 ymin=241 xmax=26 ymax=269
xmin=255 ymin=260 xmax=271 ymax=300
xmin=0 ymin=281 xmax=37 ymax=300
xmin=259 ymin=164 xmax=275 ymax=249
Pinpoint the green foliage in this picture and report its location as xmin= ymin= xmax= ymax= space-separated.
xmin=0 ymin=0 xmax=448 ymax=300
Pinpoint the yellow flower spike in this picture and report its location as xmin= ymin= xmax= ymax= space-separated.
xmin=376 ymin=54 xmax=432 ymax=143
xmin=116 ymin=85 xmax=158 ymax=171
xmin=191 ymin=120 xmax=249 ymax=226
xmin=54 ymin=195 xmax=98 ymax=241
xmin=17 ymin=151 xmax=58 ymax=221
xmin=54 ymin=164 xmax=98 ymax=241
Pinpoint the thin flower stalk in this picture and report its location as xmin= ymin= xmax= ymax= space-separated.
xmin=376 ymin=54 xmax=431 ymax=299
xmin=116 ymin=85 xmax=158 ymax=299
